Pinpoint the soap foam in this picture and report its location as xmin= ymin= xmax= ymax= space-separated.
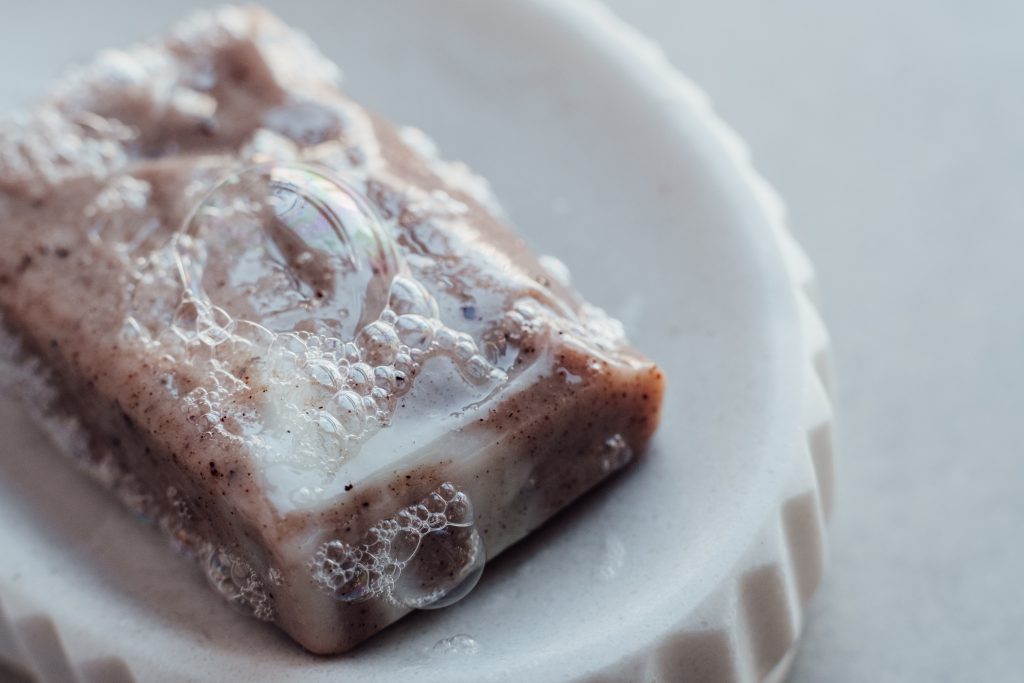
xmin=202 ymin=546 xmax=275 ymax=622
xmin=311 ymin=482 xmax=485 ymax=610
xmin=122 ymin=163 xmax=509 ymax=482
xmin=0 ymin=313 xmax=279 ymax=623
xmin=0 ymin=107 xmax=134 ymax=199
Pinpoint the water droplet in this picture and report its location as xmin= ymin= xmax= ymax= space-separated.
xmin=600 ymin=433 xmax=633 ymax=472
xmin=431 ymin=634 xmax=480 ymax=656
xmin=597 ymin=535 xmax=626 ymax=581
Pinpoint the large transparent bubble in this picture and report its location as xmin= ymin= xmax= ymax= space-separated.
xmin=174 ymin=163 xmax=401 ymax=340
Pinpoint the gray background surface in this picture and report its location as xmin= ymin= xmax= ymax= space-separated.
xmin=2 ymin=1 xmax=1021 ymax=681
xmin=597 ymin=1 xmax=1024 ymax=681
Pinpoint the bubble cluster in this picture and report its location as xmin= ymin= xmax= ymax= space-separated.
xmin=94 ymin=462 xmax=279 ymax=622
xmin=311 ymin=482 xmax=485 ymax=610
xmin=0 ymin=107 xmax=134 ymax=199
xmin=201 ymin=546 xmax=275 ymax=622
xmin=158 ymin=486 xmax=205 ymax=556
xmin=156 ymin=164 xmax=507 ymax=475
xmin=398 ymin=125 xmax=504 ymax=218
xmin=500 ymin=295 xmax=628 ymax=365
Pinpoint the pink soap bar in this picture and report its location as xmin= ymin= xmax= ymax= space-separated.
xmin=0 ymin=7 xmax=664 ymax=653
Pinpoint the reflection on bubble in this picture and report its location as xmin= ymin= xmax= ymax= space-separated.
xmin=175 ymin=163 xmax=401 ymax=339
xmin=312 ymin=483 xmax=485 ymax=611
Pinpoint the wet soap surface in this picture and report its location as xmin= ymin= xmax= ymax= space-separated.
xmin=0 ymin=7 xmax=644 ymax=517
xmin=0 ymin=4 xmax=665 ymax=643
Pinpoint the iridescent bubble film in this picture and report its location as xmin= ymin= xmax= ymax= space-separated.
xmin=175 ymin=163 xmax=401 ymax=339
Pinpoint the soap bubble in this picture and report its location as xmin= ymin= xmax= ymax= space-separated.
xmin=160 ymin=162 xmax=509 ymax=475
xmin=312 ymin=483 xmax=485 ymax=611
xmin=175 ymin=163 xmax=401 ymax=340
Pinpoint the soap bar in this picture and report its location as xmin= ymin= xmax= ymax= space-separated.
xmin=0 ymin=8 xmax=664 ymax=653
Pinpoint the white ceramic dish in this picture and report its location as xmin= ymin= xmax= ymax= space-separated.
xmin=0 ymin=1 xmax=833 ymax=681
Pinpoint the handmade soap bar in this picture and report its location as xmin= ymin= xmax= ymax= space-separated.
xmin=0 ymin=7 xmax=664 ymax=653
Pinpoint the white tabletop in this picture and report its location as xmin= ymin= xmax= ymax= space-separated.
xmin=599 ymin=1 xmax=1024 ymax=681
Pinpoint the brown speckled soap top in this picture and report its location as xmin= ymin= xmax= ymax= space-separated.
xmin=0 ymin=6 xmax=664 ymax=653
